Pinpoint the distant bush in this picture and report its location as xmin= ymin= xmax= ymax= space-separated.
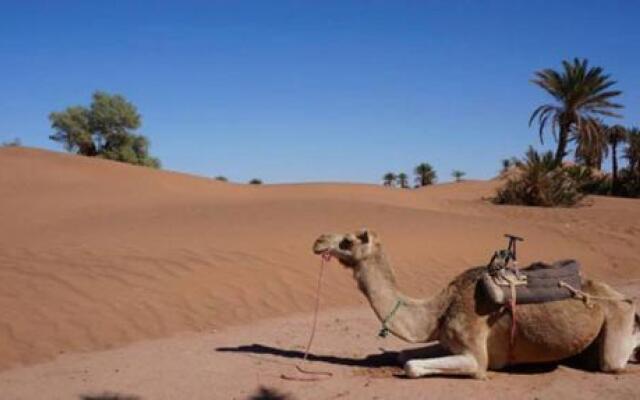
xmin=452 ymin=170 xmax=465 ymax=182
xmin=249 ymin=178 xmax=263 ymax=185
xmin=494 ymin=147 xmax=584 ymax=207
xmin=214 ymin=176 xmax=228 ymax=182
xmin=1 ymin=138 xmax=21 ymax=147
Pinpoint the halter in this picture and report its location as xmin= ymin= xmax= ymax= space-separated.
xmin=378 ymin=299 xmax=404 ymax=338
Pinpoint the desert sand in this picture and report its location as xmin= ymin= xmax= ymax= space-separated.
xmin=0 ymin=147 xmax=639 ymax=399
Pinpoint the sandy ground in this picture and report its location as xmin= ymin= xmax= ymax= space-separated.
xmin=1 ymin=147 xmax=639 ymax=399
xmin=0 ymin=307 xmax=639 ymax=400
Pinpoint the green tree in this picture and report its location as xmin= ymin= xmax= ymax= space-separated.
xmin=249 ymin=178 xmax=263 ymax=185
xmin=574 ymin=120 xmax=608 ymax=170
xmin=214 ymin=176 xmax=228 ymax=182
xmin=529 ymin=58 xmax=623 ymax=166
xmin=396 ymin=172 xmax=409 ymax=188
xmin=414 ymin=163 xmax=436 ymax=187
xmin=606 ymin=125 xmax=627 ymax=193
xmin=625 ymin=127 xmax=640 ymax=177
xmin=49 ymin=91 xmax=160 ymax=168
xmin=382 ymin=172 xmax=397 ymax=187
xmin=452 ymin=170 xmax=466 ymax=182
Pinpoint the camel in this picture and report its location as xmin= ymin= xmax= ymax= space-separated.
xmin=312 ymin=229 xmax=640 ymax=379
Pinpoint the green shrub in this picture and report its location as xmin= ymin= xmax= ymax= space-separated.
xmin=563 ymin=165 xmax=610 ymax=195
xmin=618 ymin=169 xmax=640 ymax=198
xmin=494 ymin=147 xmax=584 ymax=207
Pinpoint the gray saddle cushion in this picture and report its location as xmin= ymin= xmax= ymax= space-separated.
xmin=481 ymin=259 xmax=582 ymax=304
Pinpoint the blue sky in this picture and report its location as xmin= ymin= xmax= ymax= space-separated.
xmin=1 ymin=1 xmax=639 ymax=183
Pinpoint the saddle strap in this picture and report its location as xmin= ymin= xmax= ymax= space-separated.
xmin=507 ymin=282 xmax=517 ymax=364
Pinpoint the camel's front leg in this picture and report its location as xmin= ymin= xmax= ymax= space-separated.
xmin=397 ymin=342 xmax=448 ymax=365
xmin=404 ymin=354 xmax=483 ymax=378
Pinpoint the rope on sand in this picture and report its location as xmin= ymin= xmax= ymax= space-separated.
xmin=280 ymin=253 xmax=334 ymax=382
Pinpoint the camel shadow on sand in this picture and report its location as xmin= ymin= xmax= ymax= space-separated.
xmin=216 ymin=342 xmax=606 ymax=377
xmin=216 ymin=343 xmax=402 ymax=369
xmin=80 ymin=394 xmax=141 ymax=400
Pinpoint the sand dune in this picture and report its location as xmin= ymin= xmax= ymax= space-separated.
xmin=0 ymin=147 xmax=639 ymax=397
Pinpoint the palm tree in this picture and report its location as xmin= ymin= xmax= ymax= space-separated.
xmin=529 ymin=58 xmax=623 ymax=166
xmin=382 ymin=172 xmax=397 ymax=187
xmin=396 ymin=172 xmax=409 ymax=188
xmin=625 ymin=127 xmax=640 ymax=177
xmin=607 ymin=125 xmax=627 ymax=193
xmin=414 ymin=163 xmax=436 ymax=187
xmin=574 ymin=120 xmax=608 ymax=170
xmin=452 ymin=170 xmax=465 ymax=182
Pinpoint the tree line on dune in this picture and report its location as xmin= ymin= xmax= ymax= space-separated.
xmin=4 ymin=57 xmax=637 ymax=200
xmin=382 ymin=165 xmax=466 ymax=188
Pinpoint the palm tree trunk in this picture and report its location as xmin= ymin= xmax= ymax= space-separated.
xmin=611 ymin=142 xmax=618 ymax=194
xmin=554 ymin=122 xmax=570 ymax=167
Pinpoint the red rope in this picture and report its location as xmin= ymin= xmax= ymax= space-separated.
xmin=280 ymin=252 xmax=334 ymax=381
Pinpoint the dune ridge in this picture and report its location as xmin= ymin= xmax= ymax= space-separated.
xmin=1 ymin=147 xmax=639 ymax=371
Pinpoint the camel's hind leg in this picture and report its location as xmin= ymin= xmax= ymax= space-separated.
xmin=404 ymin=354 xmax=480 ymax=378
xmin=599 ymin=301 xmax=637 ymax=372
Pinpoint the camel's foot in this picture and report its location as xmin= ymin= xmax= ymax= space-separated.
xmin=404 ymin=354 xmax=482 ymax=379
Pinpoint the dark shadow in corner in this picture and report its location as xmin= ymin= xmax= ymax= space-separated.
xmin=80 ymin=393 xmax=141 ymax=400
xmin=247 ymin=386 xmax=294 ymax=400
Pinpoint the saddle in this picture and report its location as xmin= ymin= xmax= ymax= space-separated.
xmin=481 ymin=259 xmax=582 ymax=305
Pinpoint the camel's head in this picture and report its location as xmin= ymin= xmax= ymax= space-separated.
xmin=312 ymin=229 xmax=380 ymax=268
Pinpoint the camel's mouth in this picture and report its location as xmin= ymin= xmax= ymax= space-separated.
xmin=312 ymin=242 xmax=331 ymax=255
xmin=312 ymin=235 xmax=337 ymax=255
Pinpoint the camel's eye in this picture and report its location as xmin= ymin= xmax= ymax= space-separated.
xmin=339 ymin=238 xmax=353 ymax=251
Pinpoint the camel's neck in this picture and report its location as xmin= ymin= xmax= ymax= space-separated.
xmin=354 ymin=252 xmax=449 ymax=343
